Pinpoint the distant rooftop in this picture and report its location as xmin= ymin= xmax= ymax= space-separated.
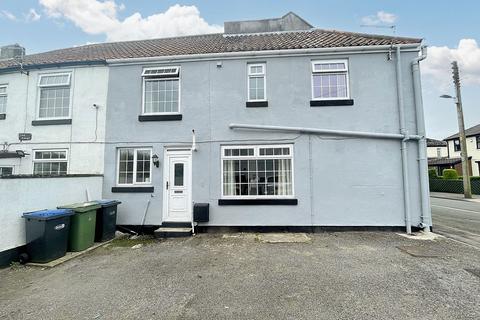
xmin=427 ymin=138 xmax=447 ymax=147
xmin=0 ymin=12 xmax=422 ymax=73
xmin=444 ymin=124 xmax=480 ymax=140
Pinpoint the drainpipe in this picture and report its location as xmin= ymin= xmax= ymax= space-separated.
xmin=411 ymin=46 xmax=431 ymax=230
xmin=396 ymin=46 xmax=412 ymax=234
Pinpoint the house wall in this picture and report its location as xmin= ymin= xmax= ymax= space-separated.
xmin=426 ymin=146 xmax=448 ymax=158
xmin=0 ymin=66 xmax=109 ymax=175
xmin=447 ymin=138 xmax=480 ymax=176
xmin=0 ymin=176 xmax=103 ymax=257
xmin=103 ymin=50 xmax=423 ymax=227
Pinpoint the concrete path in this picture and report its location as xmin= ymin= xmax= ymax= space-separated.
xmin=431 ymin=196 xmax=480 ymax=249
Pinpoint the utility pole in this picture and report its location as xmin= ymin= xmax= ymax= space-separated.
xmin=452 ymin=61 xmax=472 ymax=198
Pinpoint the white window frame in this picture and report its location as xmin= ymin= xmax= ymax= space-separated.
xmin=311 ymin=59 xmax=350 ymax=101
xmin=141 ymin=66 xmax=181 ymax=115
xmin=0 ymin=166 xmax=14 ymax=176
xmin=0 ymin=84 xmax=7 ymax=115
xmin=37 ymin=72 xmax=73 ymax=120
xmin=116 ymin=147 xmax=153 ymax=186
xmin=247 ymin=63 xmax=267 ymax=102
xmin=221 ymin=144 xmax=295 ymax=199
xmin=32 ymin=149 xmax=69 ymax=175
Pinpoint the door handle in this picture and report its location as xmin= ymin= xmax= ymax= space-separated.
xmin=166 ymin=181 xmax=169 ymax=190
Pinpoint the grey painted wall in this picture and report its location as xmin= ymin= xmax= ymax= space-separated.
xmin=103 ymin=50 xmax=423 ymax=227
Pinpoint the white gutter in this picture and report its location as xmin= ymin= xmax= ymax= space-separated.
xmin=229 ymin=123 xmax=421 ymax=140
xmin=411 ymin=46 xmax=431 ymax=230
xmin=107 ymin=44 xmax=420 ymax=66
xmin=396 ymin=46 xmax=412 ymax=234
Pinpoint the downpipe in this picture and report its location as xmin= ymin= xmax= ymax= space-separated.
xmin=396 ymin=46 xmax=412 ymax=234
xmin=411 ymin=46 xmax=431 ymax=230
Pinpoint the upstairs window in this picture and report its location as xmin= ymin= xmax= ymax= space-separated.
xmin=117 ymin=148 xmax=152 ymax=185
xmin=33 ymin=150 xmax=68 ymax=175
xmin=248 ymin=63 xmax=266 ymax=101
xmin=0 ymin=166 xmax=13 ymax=176
xmin=0 ymin=85 xmax=6 ymax=118
xmin=476 ymin=136 xmax=480 ymax=149
xmin=454 ymin=139 xmax=461 ymax=152
xmin=38 ymin=73 xmax=71 ymax=119
xmin=222 ymin=145 xmax=294 ymax=198
xmin=142 ymin=66 xmax=180 ymax=114
xmin=311 ymin=60 xmax=349 ymax=100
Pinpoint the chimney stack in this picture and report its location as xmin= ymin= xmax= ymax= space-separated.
xmin=0 ymin=44 xmax=25 ymax=60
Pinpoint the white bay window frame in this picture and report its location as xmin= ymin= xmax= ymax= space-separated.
xmin=311 ymin=59 xmax=350 ymax=100
xmin=247 ymin=63 xmax=267 ymax=102
xmin=37 ymin=72 xmax=73 ymax=120
xmin=141 ymin=66 xmax=181 ymax=115
xmin=116 ymin=148 xmax=153 ymax=186
xmin=221 ymin=144 xmax=294 ymax=199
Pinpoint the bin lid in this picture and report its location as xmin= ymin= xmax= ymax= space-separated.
xmin=23 ymin=209 xmax=74 ymax=220
xmin=94 ymin=199 xmax=122 ymax=207
xmin=57 ymin=201 xmax=101 ymax=212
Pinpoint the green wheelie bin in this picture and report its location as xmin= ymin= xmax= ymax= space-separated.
xmin=57 ymin=202 xmax=101 ymax=252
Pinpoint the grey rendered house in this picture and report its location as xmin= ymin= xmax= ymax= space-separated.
xmin=0 ymin=13 xmax=432 ymax=238
xmin=101 ymin=13 xmax=431 ymax=233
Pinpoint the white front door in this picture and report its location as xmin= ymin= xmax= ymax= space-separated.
xmin=163 ymin=149 xmax=192 ymax=222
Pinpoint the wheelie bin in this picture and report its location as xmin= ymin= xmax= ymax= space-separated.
xmin=94 ymin=200 xmax=121 ymax=242
xmin=57 ymin=202 xmax=100 ymax=252
xmin=22 ymin=209 xmax=74 ymax=263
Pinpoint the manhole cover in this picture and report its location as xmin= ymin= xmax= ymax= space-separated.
xmin=397 ymin=245 xmax=445 ymax=258
xmin=465 ymin=268 xmax=480 ymax=278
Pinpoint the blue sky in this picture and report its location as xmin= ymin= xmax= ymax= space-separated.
xmin=1 ymin=0 xmax=479 ymax=139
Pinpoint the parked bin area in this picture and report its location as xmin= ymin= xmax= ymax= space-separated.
xmin=94 ymin=200 xmax=121 ymax=242
xmin=22 ymin=209 xmax=74 ymax=263
xmin=21 ymin=200 xmax=121 ymax=263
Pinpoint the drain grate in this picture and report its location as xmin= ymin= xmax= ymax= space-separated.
xmin=465 ymin=268 xmax=480 ymax=278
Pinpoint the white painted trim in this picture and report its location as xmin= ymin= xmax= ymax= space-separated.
xmin=32 ymin=148 xmax=69 ymax=175
xmin=247 ymin=63 xmax=267 ymax=102
xmin=162 ymin=148 xmax=193 ymax=222
xmin=141 ymin=66 xmax=181 ymax=115
xmin=107 ymin=44 xmax=421 ymax=66
xmin=115 ymin=147 xmax=153 ymax=186
xmin=220 ymin=144 xmax=295 ymax=199
xmin=311 ymin=59 xmax=350 ymax=100
xmin=36 ymin=71 xmax=74 ymax=120
xmin=37 ymin=73 xmax=71 ymax=87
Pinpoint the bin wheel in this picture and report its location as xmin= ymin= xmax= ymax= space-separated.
xmin=19 ymin=253 xmax=29 ymax=264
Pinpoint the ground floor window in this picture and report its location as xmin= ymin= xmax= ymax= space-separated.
xmin=221 ymin=144 xmax=294 ymax=198
xmin=33 ymin=150 xmax=68 ymax=175
xmin=0 ymin=166 xmax=13 ymax=176
xmin=117 ymin=148 xmax=152 ymax=185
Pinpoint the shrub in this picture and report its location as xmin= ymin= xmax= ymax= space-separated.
xmin=443 ymin=169 xmax=459 ymax=180
xmin=428 ymin=169 xmax=438 ymax=179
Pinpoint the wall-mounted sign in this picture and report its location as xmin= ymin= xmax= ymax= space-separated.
xmin=18 ymin=133 xmax=32 ymax=141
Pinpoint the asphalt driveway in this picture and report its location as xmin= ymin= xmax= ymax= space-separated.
xmin=1 ymin=232 xmax=479 ymax=320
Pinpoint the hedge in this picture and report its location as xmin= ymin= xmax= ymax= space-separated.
xmin=430 ymin=178 xmax=480 ymax=194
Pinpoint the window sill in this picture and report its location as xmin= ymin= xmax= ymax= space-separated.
xmin=310 ymin=99 xmax=354 ymax=107
xmin=218 ymin=199 xmax=298 ymax=206
xmin=0 ymin=114 xmax=5 ymax=120
xmin=111 ymin=186 xmax=154 ymax=193
xmin=32 ymin=119 xmax=72 ymax=126
xmin=138 ymin=114 xmax=182 ymax=122
xmin=246 ymin=101 xmax=268 ymax=108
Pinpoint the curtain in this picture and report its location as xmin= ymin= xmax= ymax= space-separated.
xmin=223 ymin=160 xmax=236 ymax=196
xmin=277 ymin=159 xmax=292 ymax=196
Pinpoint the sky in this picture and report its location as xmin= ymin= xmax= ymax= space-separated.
xmin=0 ymin=0 xmax=479 ymax=139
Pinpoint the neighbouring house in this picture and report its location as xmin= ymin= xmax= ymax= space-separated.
xmin=444 ymin=124 xmax=480 ymax=175
xmin=427 ymin=138 xmax=448 ymax=159
xmin=0 ymin=12 xmax=432 ymax=265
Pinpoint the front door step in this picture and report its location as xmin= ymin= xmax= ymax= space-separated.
xmin=154 ymin=227 xmax=192 ymax=238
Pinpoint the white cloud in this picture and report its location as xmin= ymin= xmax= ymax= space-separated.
xmin=39 ymin=0 xmax=223 ymax=41
xmin=423 ymin=39 xmax=480 ymax=86
xmin=25 ymin=8 xmax=41 ymax=22
xmin=1 ymin=10 xmax=17 ymax=21
xmin=361 ymin=11 xmax=397 ymax=25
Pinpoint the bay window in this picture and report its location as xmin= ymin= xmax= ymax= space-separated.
xmin=222 ymin=145 xmax=294 ymax=198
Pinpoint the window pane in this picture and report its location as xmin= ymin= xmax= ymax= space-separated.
xmin=144 ymin=79 xmax=179 ymax=113
xmin=174 ymin=163 xmax=184 ymax=186
xmin=0 ymin=95 xmax=7 ymax=114
xmin=313 ymin=74 xmax=347 ymax=99
xmin=0 ymin=167 xmax=13 ymax=176
xmin=39 ymin=87 xmax=70 ymax=118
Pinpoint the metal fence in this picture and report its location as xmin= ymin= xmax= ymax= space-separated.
xmin=429 ymin=179 xmax=480 ymax=194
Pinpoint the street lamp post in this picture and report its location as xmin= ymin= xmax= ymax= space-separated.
xmin=440 ymin=62 xmax=472 ymax=198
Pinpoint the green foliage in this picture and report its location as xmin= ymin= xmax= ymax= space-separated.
xmin=428 ymin=169 xmax=438 ymax=179
xmin=442 ymin=169 xmax=459 ymax=180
